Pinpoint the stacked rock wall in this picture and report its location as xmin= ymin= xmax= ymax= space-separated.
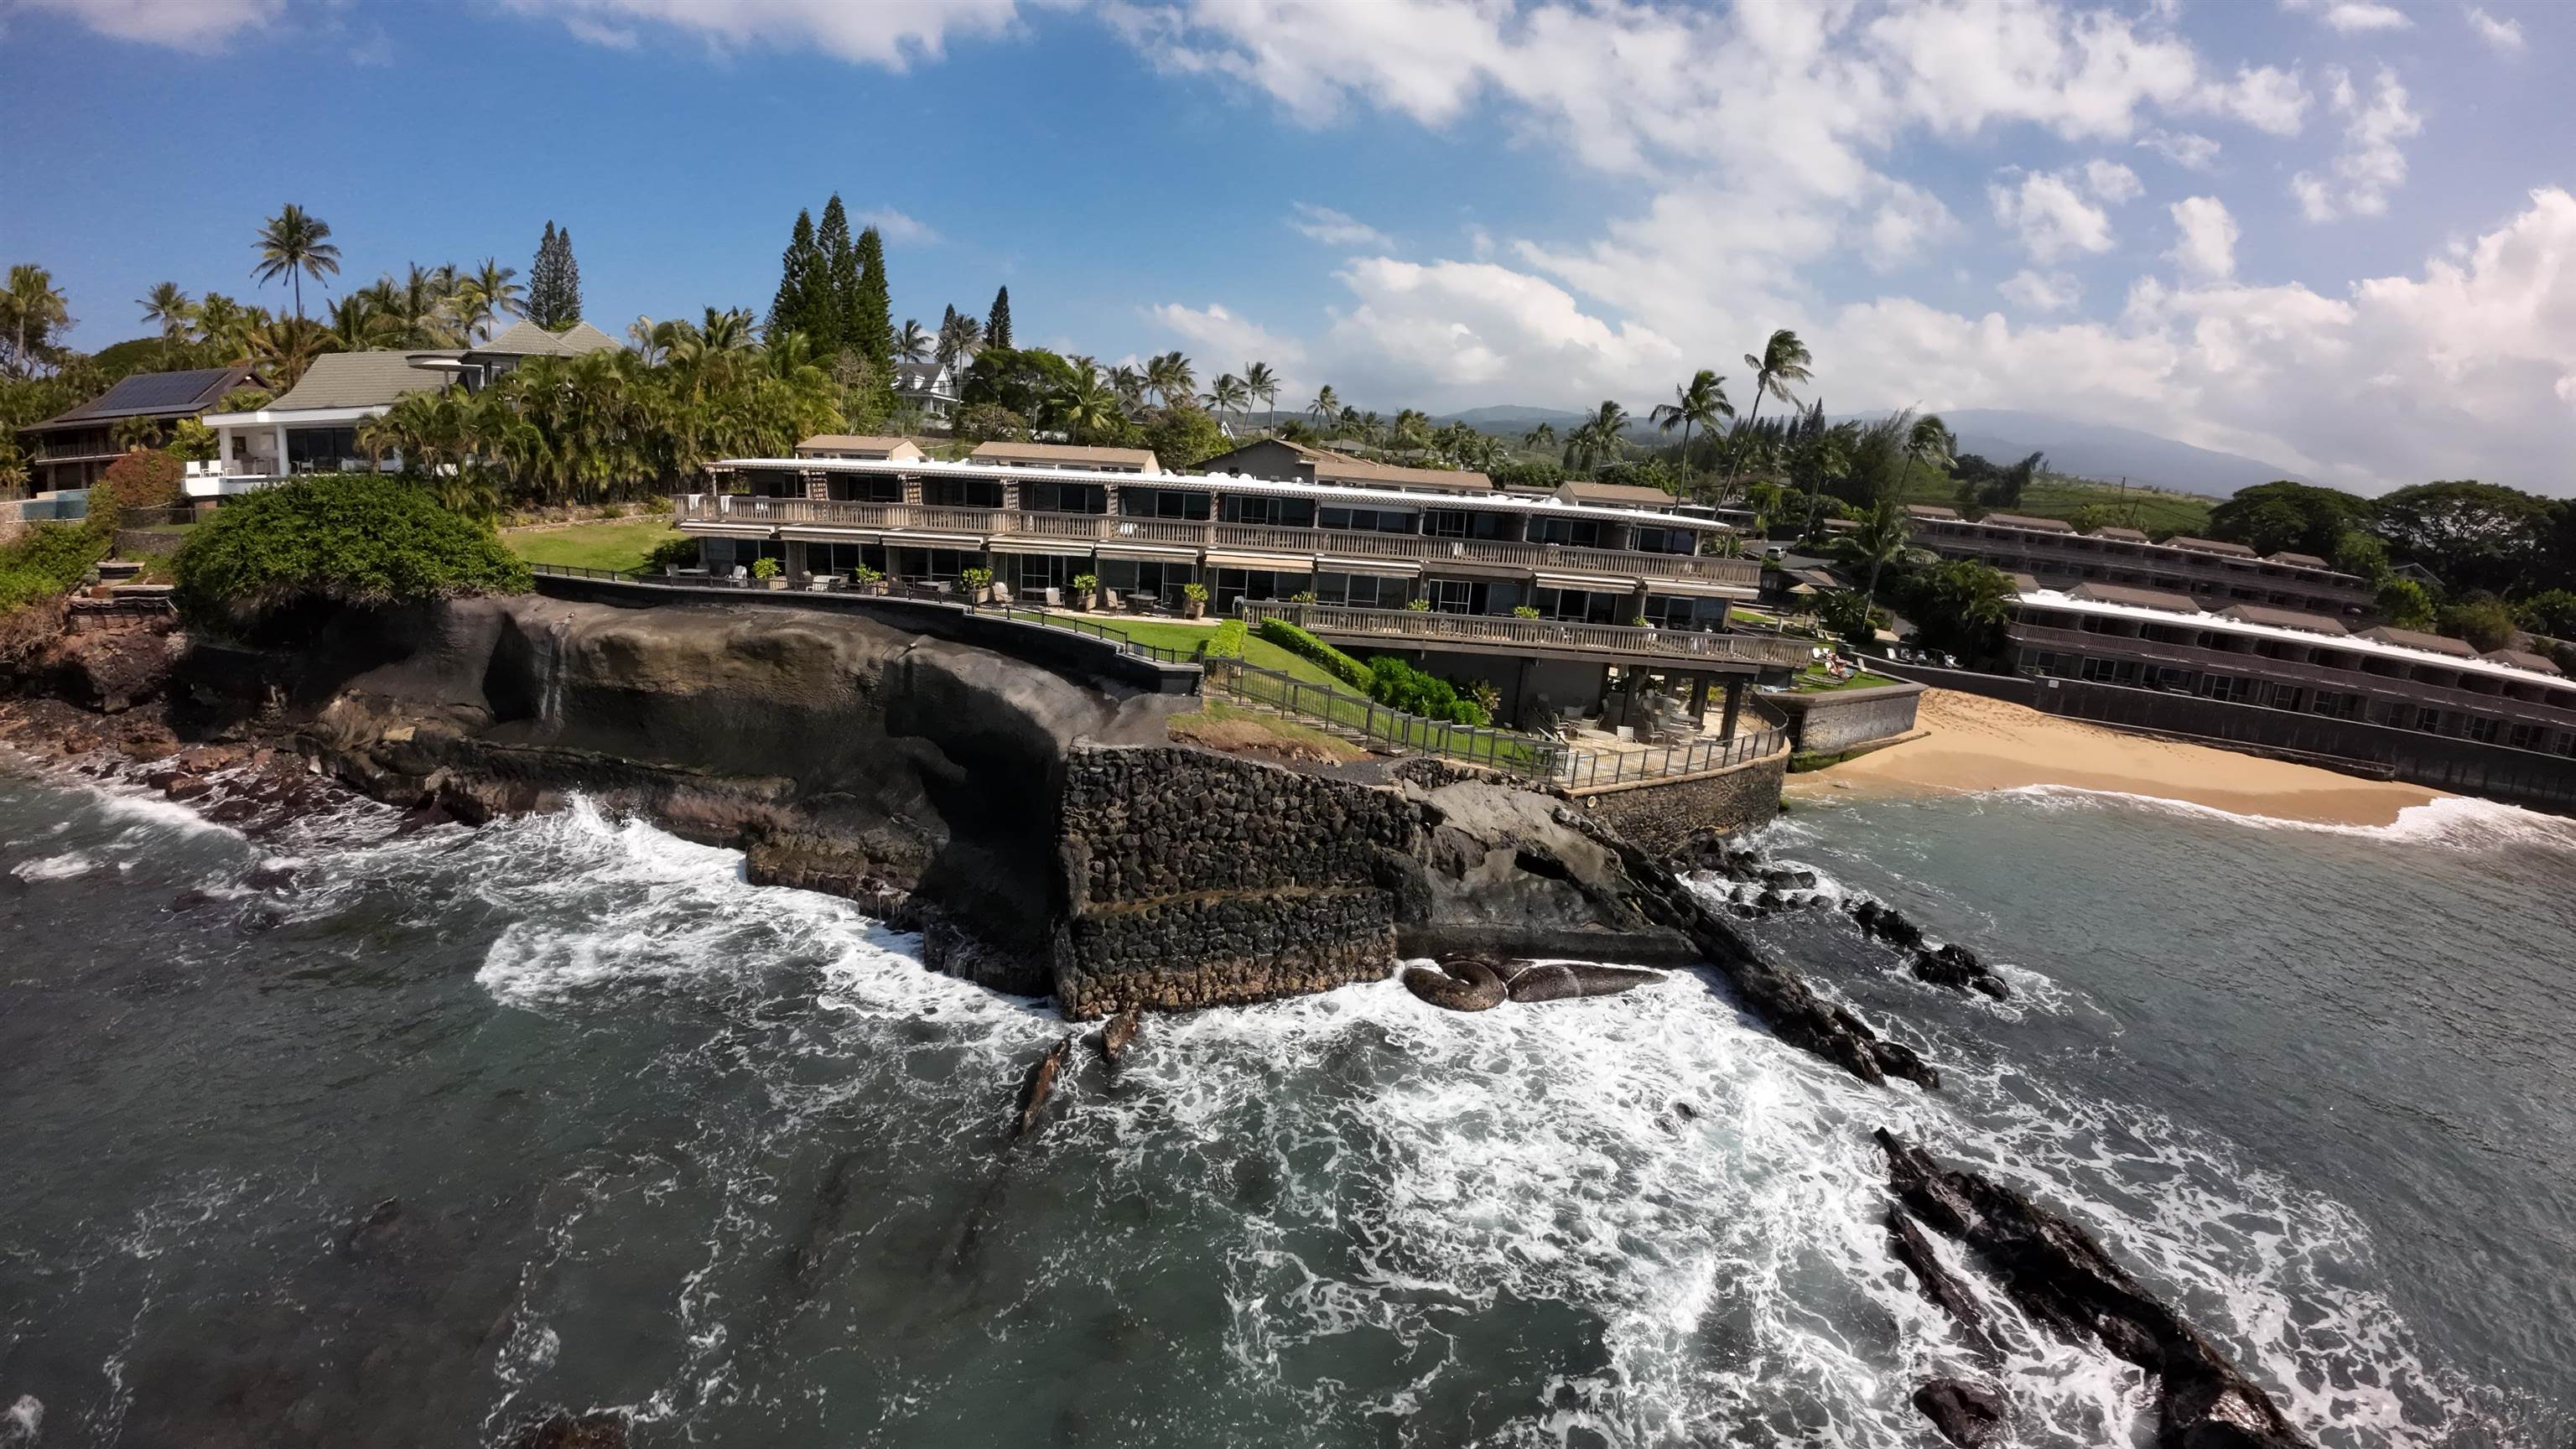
xmin=1574 ymin=749 xmax=1789 ymax=859
xmin=1053 ymin=745 xmax=1415 ymax=1016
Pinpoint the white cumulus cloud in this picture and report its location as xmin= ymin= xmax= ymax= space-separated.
xmin=2291 ymin=65 xmax=2425 ymax=222
xmin=2137 ymin=127 xmax=2222 ymax=170
xmin=1992 ymin=169 xmax=2121 ymax=262
xmin=2000 ymin=269 xmax=2085 ymax=312
xmin=500 ymin=0 xmax=1031 ymax=68
xmin=11 ymin=0 xmax=279 ymax=48
xmin=2168 ymin=195 xmax=2239 ymax=280
xmin=1286 ymin=204 xmax=1394 ymax=249
xmin=2465 ymin=6 xmax=2525 ymax=52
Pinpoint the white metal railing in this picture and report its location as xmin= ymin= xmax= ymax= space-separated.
xmin=673 ymin=493 xmax=1762 ymax=589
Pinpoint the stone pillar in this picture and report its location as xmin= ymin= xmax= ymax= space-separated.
xmin=784 ymin=538 xmax=808 ymax=581
xmin=271 ymin=423 xmax=289 ymax=476
xmin=1720 ymin=677 xmax=1746 ymax=740
xmin=1688 ymin=673 xmax=1711 ymax=724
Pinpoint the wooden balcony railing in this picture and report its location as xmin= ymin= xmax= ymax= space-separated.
xmin=672 ymin=494 xmax=1762 ymax=590
xmin=1242 ymin=602 xmax=1814 ymax=668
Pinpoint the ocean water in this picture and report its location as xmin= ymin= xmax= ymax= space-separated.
xmin=0 ymin=760 xmax=2569 ymax=1447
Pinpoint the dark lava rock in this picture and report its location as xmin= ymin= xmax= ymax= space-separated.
xmin=340 ymin=1197 xmax=408 ymax=1259
xmin=1912 ymin=943 xmax=2011 ymax=1001
xmin=1913 ymin=1379 xmax=2007 ymax=1447
xmin=169 ymin=887 xmax=220 ymax=911
xmin=242 ymin=863 xmax=300 ymax=893
xmin=1885 ymin=1208 xmax=1998 ymax=1359
xmin=161 ymin=775 xmax=214 ymax=802
xmin=1873 ymin=1130 xmax=2311 ymax=1449
xmin=503 ymin=1408 xmax=631 ymax=1449
xmin=1098 ymin=1008 xmax=1140 ymax=1064
xmin=1401 ymin=955 xmax=1508 ymax=1011
xmin=1847 ymin=896 xmax=1926 ymax=949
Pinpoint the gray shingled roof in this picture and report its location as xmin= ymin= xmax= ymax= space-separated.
xmin=476 ymin=319 xmax=623 ymax=358
xmin=1981 ymin=512 xmax=2076 ymax=532
xmin=2221 ymin=604 xmax=2349 ymax=635
xmin=263 ymin=351 xmax=458 ymax=412
xmin=2167 ymin=534 xmax=2257 ymax=557
xmin=2482 ymin=648 xmax=2564 ymax=675
xmin=28 ymin=366 xmax=252 ymax=430
xmin=2070 ymin=582 xmax=2200 ymax=612
xmin=2359 ymin=625 xmax=2478 ymax=657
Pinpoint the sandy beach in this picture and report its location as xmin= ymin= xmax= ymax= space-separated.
xmin=1796 ymin=688 xmax=2442 ymax=828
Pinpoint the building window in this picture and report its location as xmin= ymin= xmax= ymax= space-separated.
xmin=2414 ymin=706 xmax=2443 ymax=732
xmin=1319 ymin=505 xmax=1416 ymax=535
xmin=1119 ymin=487 xmax=1212 ymax=521
xmin=925 ymin=477 xmax=1004 ymax=508
xmin=2465 ymin=715 xmax=2502 ymax=744
xmin=1313 ymin=571 xmax=1410 ymax=609
xmin=1099 ymin=558 xmax=1198 ymax=606
xmin=1629 ymin=526 xmax=1696 ymax=555
xmin=1025 ymin=480 xmax=1106 ymax=514
xmin=1220 ymin=495 xmax=1315 ymax=528
xmin=1213 ymin=568 xmax=1311 ymax=612
xmin=1422 ymin=577 xmax=1476 ymax=614
xmin=1643 ymin=595 xmax=1728 ymax=631
xmin=1527 ymin=517 xmax=1605 ymax=548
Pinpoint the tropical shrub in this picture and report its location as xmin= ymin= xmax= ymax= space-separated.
xmin=1071 ymin=573 xmax=1098 ymax=592
xmin=1181 ymin=582 xmax=1209 ymax=605
xmin=0 ymin=523 xmax=106 ymax=615
xmin=1403 ymin=597 xmax=1431 ymax=611
xmin=960 ymin=566 xmax=995 ymax=590
xmin=2375 ymin=577 xmax=2436 ymax=630
xmin=2438 ymin=595 xmax=2518 ymax=652
xmin=1815 ymin=589 xmax=1880 ymax=652
xmin=750 ymin=556 xmax=782 ymax=581
xmin=88 ymin=448 xmax=184 ymax=537
xmin=1510 ymin=605 xmax=1540 ymax=619
xmin=1363 ymin=655 xmax=1491 ymax=726
xmin=171 ymin=475 xmax=531 ymax=629
xmin=642 ymin=534 xmax=702 ymax=573
xmin=1254 ymin=618 xmax=1370 ymax=689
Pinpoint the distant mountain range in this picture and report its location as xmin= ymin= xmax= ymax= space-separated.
xmin=1431 ymin=403 xmax=2299 ymax=500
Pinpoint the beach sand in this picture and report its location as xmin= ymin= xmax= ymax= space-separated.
xmin=1794 ymin=688 xmax=2442 ymax=828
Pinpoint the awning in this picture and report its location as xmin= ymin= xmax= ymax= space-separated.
xmin=1534 ymin=570 xmax=1641 ymax=593
xmin=1204 ymin=551 xmax=1312 ymax=572
xmin=680 ymin=522 xmax=777 ymax=539
xmin=880 ymin=530 xmax=988 ymax=548
xmin=986 ymin=536 xmax=1096 ymax=557
xmin=1420 ymin=558 xmax=1535 ymax=580
xmin=1641 ymin=577 xmax=1757 ymax=598
xmin=1097 ymin=543 xmax=1201 ymax=563
xmin=782 ymin=527 xmax=883 ymax=544
xmin=1316 ymin=556 xmax=1421 ymax=577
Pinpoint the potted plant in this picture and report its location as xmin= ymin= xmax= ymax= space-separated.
xmin=961 ymin=566 xmax=996 ymax=605
xmin=1630 ymin=614 xmax=1654 ymax=629
xmin=1071 ymin=573 xmax=1100 ymax=611
xmin=851 ymin=564 xmax=887 ymax=596
xmin=1290 ymin=589 xmax=1317 ymax=605
xmin=751 ymin=556 xmax=785 ymax=590
xmin=1180 ymin=581 xmax=1209 ymax=620
xmin=1405 ymin=597 xmax=1431 ymax=611
xmin=1511 ymin=604 xmax=1542 ymax=619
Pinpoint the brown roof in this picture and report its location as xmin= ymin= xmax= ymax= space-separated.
xmin=1981 ymin=512 xmax=2076 ymax=533
xmin=2010 ymin=572 xmax=2042 ymax=593
xmin=969 ymin=441 xmax=1161 ymax=471
xmin=2070 ymin=582 xmax=2201 ymax=613
xmin=1303 ymin=449 xmax=1492 ymax=493
xmin=2167 ymin=535 xmax=2257 ymax=558
xmin=2220 ymin=604 xmax=2349 ymax=635
xmin=796 ymin=434 xmax=923 ymax=459
xmin=1555 ymin=480 xmax=1680 ymax=509
xmin=2359 ymin=625 xmax=2479 ymax=657
xmin=2482 ymin=648 xmax=2565 ymax=674
xmin=1903 ymin=503 xmax=1960 ymax=520
xmin=2091 ymin=526 xmax=2149 ymax=542
xmin=2265 ymin=551 xmax=2330 ymax=569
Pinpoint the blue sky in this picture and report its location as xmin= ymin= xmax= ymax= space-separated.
xmin=2 ymin=0 xmax=2570 ymax=494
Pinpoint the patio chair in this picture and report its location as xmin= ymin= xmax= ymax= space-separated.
xmin=1038 ymin=587 xmax=1062 ymax=608
xmin=1099 ymin=588 xmax=1122 ymax=610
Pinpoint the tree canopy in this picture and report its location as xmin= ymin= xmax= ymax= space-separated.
xmin=172 ymin=475 xmax=530 ymax=630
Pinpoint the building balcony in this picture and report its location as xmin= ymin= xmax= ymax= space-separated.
xmin=1243 ymin=600 xmax=1814 ymax=672
xmin=673 ymin=493 xmax=1762 ymax=591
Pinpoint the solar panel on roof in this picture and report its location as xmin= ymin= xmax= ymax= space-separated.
xmin=82 ymin=369 xmax=233 ymax=418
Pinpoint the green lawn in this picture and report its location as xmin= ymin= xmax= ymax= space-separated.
xmin=504 ymin=517 xmax=688 ymax=574
xmin=1002 ymin=612 xmax=1348 ymax=688
xmin=1788 ymin=665 xmax=1903 ymax=693
xmin=1893 ymin=471 xmax=2214 ymax=538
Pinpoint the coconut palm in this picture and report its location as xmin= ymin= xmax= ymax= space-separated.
xmin=2 ymin=264 xmax=73 ymax=378
xmin=1906 ymin=413 xmax=1955 ymax=485
xmin=1145 ymin=351 xmax=1196 ymax=408
xmin=252 ymin=204 xmax=340 ymax=320
xmin=895 ymin=319 xmax=930 ymax=364
xmin=1837 ymin=492 xmax=1917 ymax=627
xmin=243 ymin=315 xmax=337 ymax=392
xmin=324 ymin=293 xmax=384 ymax=352
xmin=1108 ymin=365 xmax=1149 ymax=414
xmin=368 ymin=264 xmax=460 ymax=349
xmin=1649 ymin=369 xmax=1732 ymax=485
xmin=935 ymin=309 xmax=980 ymax=370
xmin=626 ymin=315 xmax=666 ymax=365
xmin=1732 ymin=328 xmax=1813 ymax=475
xmin=1205 ymin=373 xmax=1249 ymax=428
xmin=1243 ymin=361 xmax=1280 ymax=428
xmin=137 ymin=283 xmax=195 ymax=364
xmin=1307 ymin=384 xmax=1340 ymax=432
xmin=1391 ymin=408 xmax=1430 ymax=450
xmin=1521 ymin=422 xmax=1556 ymax=452
xmin=1567 ymin=399 xmax=1630 ymax=476
xmin=1050 ymin=368 xmax=1125 ymax=443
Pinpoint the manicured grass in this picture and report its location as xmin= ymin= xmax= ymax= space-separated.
xmin=1168 ymin=702 xmax=1368 ymax=761
xmin=504 ymin=517 xmax=688 ymax=574
xmin=1027 ymin=613 xmax=1349 ymax=688
xmin=1788 ymin=666 xmax=1903 ymax=693
xmin=1893 ymin=472 xmax=2214 ymax=538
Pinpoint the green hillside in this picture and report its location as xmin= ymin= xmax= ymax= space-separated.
xmin=1891 ymin=470 xmax=2214 ymax=538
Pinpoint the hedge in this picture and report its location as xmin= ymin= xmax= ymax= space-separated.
xmin=1202 ymin=617 xmax=1248 ymax=662
xmin=1254 ymin=618 xmax=1370 ymax=689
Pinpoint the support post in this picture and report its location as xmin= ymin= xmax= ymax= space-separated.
xmin=1720 ymin=677 xmax=1745 ymax=741
xmin=271 ymin=423 xmax=289 ymax=476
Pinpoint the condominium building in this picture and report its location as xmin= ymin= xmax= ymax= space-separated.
xmin=680 ymin=452 xmax=1809 ymax=725
xmin=2010 ymin=584 xmax=2576 ymax=756
xmin=1905 ymin=506 xmax=2373 ymax=618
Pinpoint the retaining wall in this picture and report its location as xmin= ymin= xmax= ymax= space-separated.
xmin=1571 ymin=745 xmax=1790 ymax=857
xmin=1768 ymin=681 xmax=1925 ymax=755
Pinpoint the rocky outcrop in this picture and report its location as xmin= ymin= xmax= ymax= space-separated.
xmin=1400 ymin=957 xmax=1508 ymax=1011
xmin=1500 ymin=960 xmax=1665 ymax=1003
xmin=1874 ymin=1130 xmax=2311 ymax=1449
xmin=1911 ymin=1379 xmax=2006 ymax=1448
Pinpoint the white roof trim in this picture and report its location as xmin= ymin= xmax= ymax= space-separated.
xmin=709 ymin=455 xmax=1731 ymax=531
xmin=201 ymin=404 xmax=392 ymax=427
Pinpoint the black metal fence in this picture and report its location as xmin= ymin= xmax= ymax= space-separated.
xmin=1205 ymin=657 xmax=1550 ymax=772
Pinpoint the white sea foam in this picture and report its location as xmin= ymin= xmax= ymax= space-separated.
xmin=10 ymin=850 xmax=97 ymax=881
xmin=1989 ymin=782 xmax=2576 ymax=851
xmin=91 ymin=788 xmax=243 ymax=839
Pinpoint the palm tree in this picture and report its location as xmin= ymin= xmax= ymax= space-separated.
xmin=371 ymin=264 xmax=460 ymax=348
xmin=935 ymin=310 xmax=980 ymax=371
xmin=3 ymin=264 xmax=73 ymax=378
xmin=1391 ymin=408 xmax=1430 ymax=450
xmin=252 ymin=204 xmax=340 ymax=320
xmin=1205 ymin=373 xmax=1249 ymax=428
xmin=1649 ymin=369 xmax=1732 ymax=486
xmin=1108 ymin=364 xmax=1149 ymax=414
xmin=1050 ymin=368 xmax=1125 ymax=443
xmin=244 ymin=315 xmax=337 ymax=392
xmin=138 ymin=282 xmax=195 ymax=365
xmin=191 ymin=293 xmax=259 ymax=366
xmin=1735 ymin=328 xmax=1813 ymax=473
xmin=1307 ymin=384 xmax=1340 ymax=431
xmin=895 ymin=319 xmax=930 ymax=364
xmin=1569 ymin=399 xmax=1630 ymax=476
xmin=1145 ymin=351 xmax=1196 ymax=408
xmin=626 ymin=315 xmax=667 ymax=365
xmin=1905 ymin=413 xmax=1955 ymax=487
xmin=1521 ymin=422 xmax=1556 ymax=453
xmin=1243 ymin=361 xmax=1280 ymax=427
xmin=1840 ymin=493 xmax=1916 ymax=626
xmin=324 ymin=293 xmax=383 ymax=352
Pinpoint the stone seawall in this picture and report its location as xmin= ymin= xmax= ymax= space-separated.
xmin=1572 ymin=748 xmax=1789 ymax=859
xmin=1053 ymin=745 xmax=1412 ymax=1016
xmin=1768 ymin=683 xmax=1925 ymax=756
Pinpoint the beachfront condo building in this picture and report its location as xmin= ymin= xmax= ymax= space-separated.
xmin=2008 ymin=584 xmax=2576 ymax=758
xmin=1905 ymin=506 xmax=2375 ymax=619
xmin=677 ymin=446 xmax=1812 ymax=729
